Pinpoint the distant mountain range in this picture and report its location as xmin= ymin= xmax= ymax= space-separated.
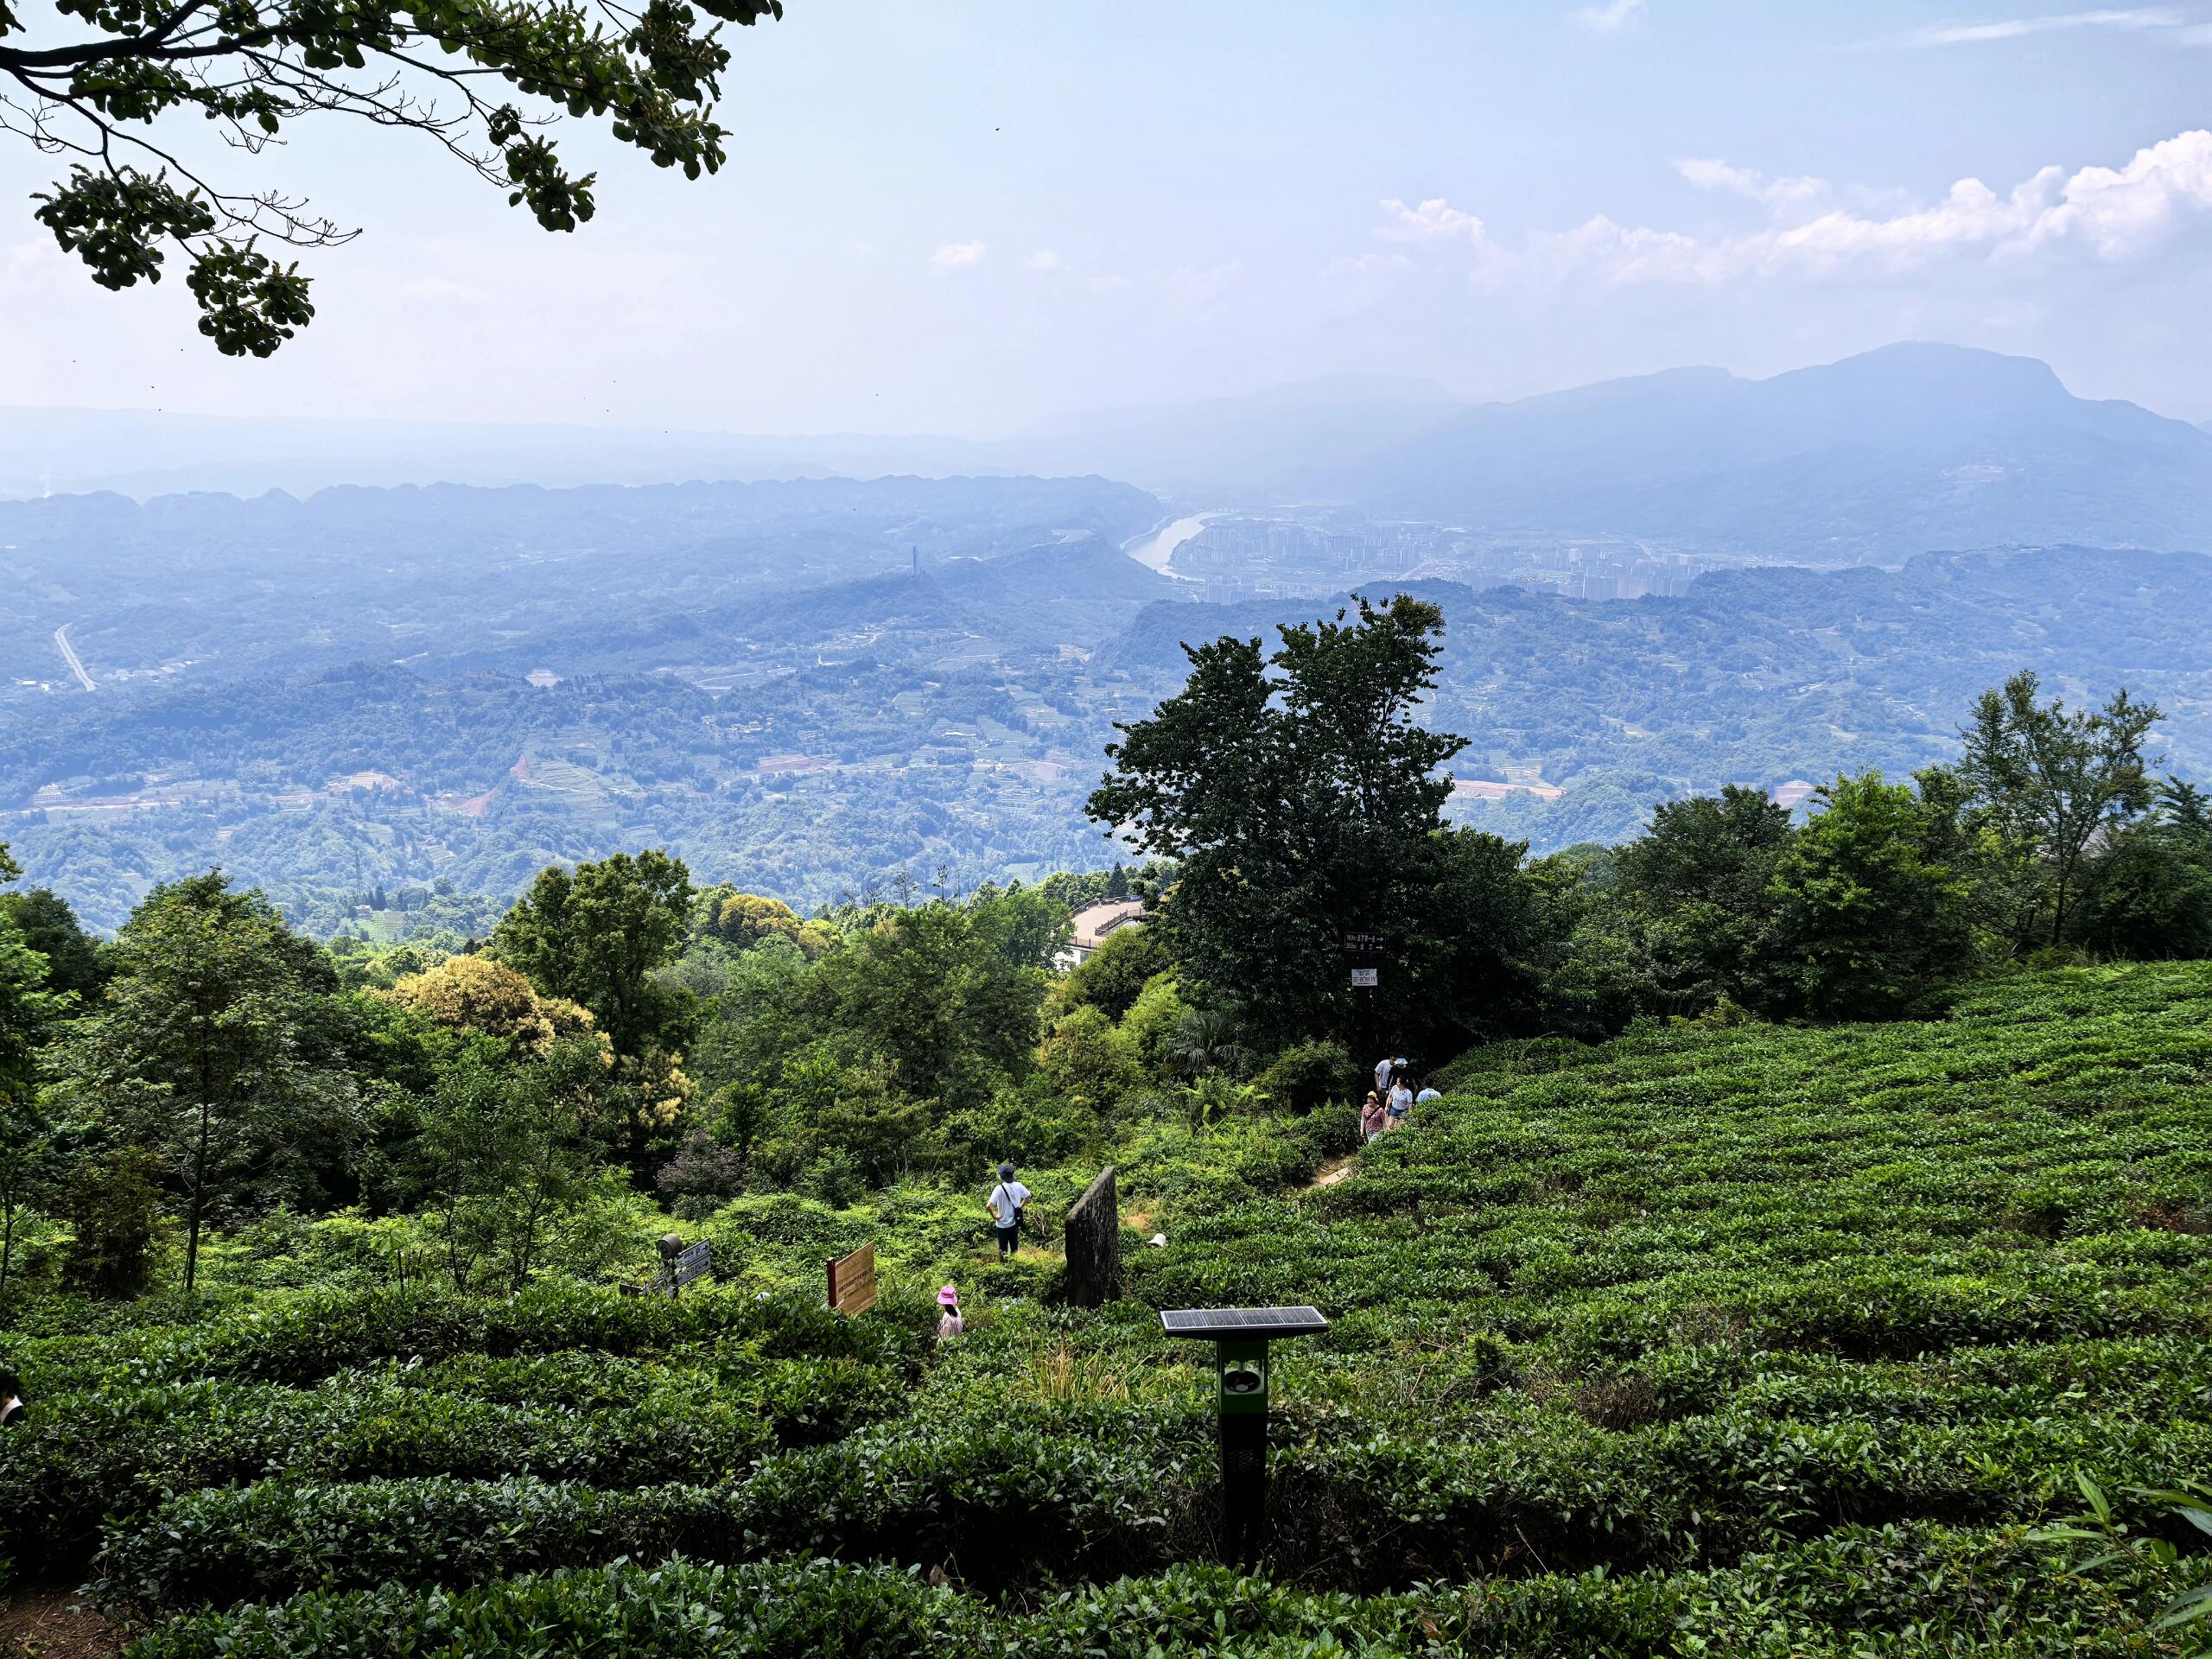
xmin=1287 ymin=345 xmax=2212 ymax=562
xmin=9 ymin=344 xmax=2212 ymax=563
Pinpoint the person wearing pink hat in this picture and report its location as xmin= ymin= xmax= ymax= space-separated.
xmin=935 ymin=1284 xmax=964 ymax=1343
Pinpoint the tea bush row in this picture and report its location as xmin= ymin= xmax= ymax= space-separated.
xmin=97 ymin=1407 xmax=1207 ymax=1610
xmin=91 ymin=1382 xmax=2212 ymax=1605
xmin=10 ymin=1282 xmax=933 ymax=1398
xmin=0 ymin=1355 xmax=899 ymax=1572
xmin=124 ymin=1523 xmax=2181 ymax=1659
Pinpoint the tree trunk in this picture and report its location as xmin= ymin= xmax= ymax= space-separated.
xmin=183 ymin=1096 xmax=212 ymax=1291
xmin=1 ymin=1192 xmax=15 ymax=1296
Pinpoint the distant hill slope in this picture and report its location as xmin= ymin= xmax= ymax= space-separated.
xmin=1295 ymin=344 xmax=2212 ymax=561
xmin=0 ymin=473 xmax=1164 ymax=697
xmin=12 ymin=542 xmax=2211 ymax=931
xmin=1099 ymin=543 xmax=2212 ymax=846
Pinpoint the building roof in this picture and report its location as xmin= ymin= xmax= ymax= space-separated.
xmin=1069 ymin=900 xmax=1147 ymax=951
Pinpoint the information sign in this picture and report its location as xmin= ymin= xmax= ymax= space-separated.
xmin=826 ymin=1242 xmax=878 ymax=1316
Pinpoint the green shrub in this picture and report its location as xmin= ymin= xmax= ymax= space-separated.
xmin=126 ymin=1559 xmax=977 ymax=1659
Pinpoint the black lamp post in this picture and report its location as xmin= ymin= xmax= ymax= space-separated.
xmin=1160 ymin=1305 xmax=1329 ymax=1564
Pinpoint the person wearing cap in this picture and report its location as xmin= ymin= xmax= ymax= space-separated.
xmin=935 ymin=1284 xmax=964 ymax=1342
xmin=986 ymin=1163 xmax=1031 ymax=1261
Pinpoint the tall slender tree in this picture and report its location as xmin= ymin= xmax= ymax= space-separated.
xmin=0 ymin=846 xmax=66 ymax=1294
xmin=1956 ymin=671 xmax=2162 ymax=947
xmin=56 ymin=871 xmax=354 ymax=1289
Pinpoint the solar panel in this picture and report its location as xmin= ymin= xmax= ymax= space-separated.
xmin=1160 ymin=1306 xmax=1329 ymax=1339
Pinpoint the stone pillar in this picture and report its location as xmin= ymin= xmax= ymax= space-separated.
xmin=1062 ymin=1165 xmax=1121 ymax=1308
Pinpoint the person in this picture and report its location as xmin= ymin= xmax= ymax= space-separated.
xmin=987 ymin=1162 xmax=1031 ymax=1260
xmin=1414 ymin=1080 xmax=1441 ymax=1106
xmin=1358 ymin=1090 xmax=1386 ymax=1141
xmin=1387 ymin=1076 xmax=1414 ymax=1128
xmin=936 ymin=1284 xmax=964 ymax=1342
xmin=1373 ymin=1054 xmax=1408 ymax=1096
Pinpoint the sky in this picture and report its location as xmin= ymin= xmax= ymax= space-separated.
xmin=4 ymin=1 xmax=2212 ymax=435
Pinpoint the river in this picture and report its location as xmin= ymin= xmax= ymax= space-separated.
xmin=1123 ymin=513 xmax=1214 ymax=577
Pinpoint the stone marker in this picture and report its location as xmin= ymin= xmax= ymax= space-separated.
xmin=1063 ymin=1165 xmax=1122 ymax=1308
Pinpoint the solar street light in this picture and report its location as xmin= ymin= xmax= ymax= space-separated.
xmin=1160 ymin=1305 xmax=1329 ymax=1563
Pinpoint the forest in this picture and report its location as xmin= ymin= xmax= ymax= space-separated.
xmin=1 ymin=597 xmax=2209 ymax=1652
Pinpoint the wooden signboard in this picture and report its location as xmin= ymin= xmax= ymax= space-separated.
xmin=826 ymin=1242 xmax=877 ymax=1317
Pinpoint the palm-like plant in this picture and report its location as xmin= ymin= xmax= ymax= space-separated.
xmin=1167 ymin=1005 xmax=1249 ymax=1079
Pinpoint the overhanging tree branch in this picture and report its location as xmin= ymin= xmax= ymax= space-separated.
xmin=0 ymin=0 xmax=785 ymax=353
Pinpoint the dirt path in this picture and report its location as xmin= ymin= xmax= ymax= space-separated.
xmin=1307 ymin=1153 xmax=1357 ymax=1190
xmin=0 ymin=1588 xmax=125 ymax=1658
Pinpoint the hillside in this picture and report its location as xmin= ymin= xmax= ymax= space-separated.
xmin=8 ymin=961 xmax=2208 ymax=1653
xmin=12 ymin=542 xmax=2212 ymax=931
xmin=1298 ymin=344 xmax=2212 ymax=561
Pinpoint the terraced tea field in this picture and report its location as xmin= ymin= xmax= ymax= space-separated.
xmin=6 ymin=962 xmax=2209 ymax=1656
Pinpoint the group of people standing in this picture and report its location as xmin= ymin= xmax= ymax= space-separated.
xmin=1360 ymin=1054 xmax=1437 ymax=1141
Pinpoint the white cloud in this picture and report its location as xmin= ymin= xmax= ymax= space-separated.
xmin=1573 ymin=0 xmax=1643 ymax=31
xmin=1377 ymin=197 xmax=1489 ymax=244
xmin=930 ymin=240 xmax=988 ymax=271
xmin=1897 ymin=7 xmax=2184 ymax=46
xmin=1675 ymin=158 xmax=1831 ymax=212
xmin=1024 ymin=249 xmax=1064 ymax=272
xmin=1396 ymin=128 xmax=2212 ymax=288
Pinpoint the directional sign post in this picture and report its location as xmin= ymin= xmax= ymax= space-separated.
xmin=1160 ymin=1305 xmax=1329 ymax=1565
xmin=653 ymin=1234 xmax=713 ymax=1300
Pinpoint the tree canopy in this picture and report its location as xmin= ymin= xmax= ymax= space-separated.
xmin=1088 ymin=593 xmax=1549 ymax=1052
xmin=0 ymin=0 xmax=785 ymax=352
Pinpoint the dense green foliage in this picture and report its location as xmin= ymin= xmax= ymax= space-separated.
xmin=0 ymin=963 xmax=2203 ymax=1654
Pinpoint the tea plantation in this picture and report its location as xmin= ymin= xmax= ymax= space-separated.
xmin=8 ymin=961 xmax=2211 ymax=1656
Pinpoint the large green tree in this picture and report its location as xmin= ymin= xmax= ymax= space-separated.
xmin=493 ymin=850 xmax=693 ymax=1059
xmin=1957 ymin=671 xmax=2162 ymax=948
xmin=0 ymin=847 xmax=67 ymax=1294
xmin=1090 ymin=593 xmax=1505 ymax=1050
xmin=1604 ymin=785 xmax=1796 ymax=1015
xmin=0 ymin=0 xmax=785 ymax=353
xmin=0 ymin=887 xmax=102 ymax=1004
xmin=54 ymin=871 xmax=355 ymax=1289
xmin=1765 ymin=772 xmax=1975 ymax=1020
xmin=813 ymin=888 xmax=1057 ymax=1115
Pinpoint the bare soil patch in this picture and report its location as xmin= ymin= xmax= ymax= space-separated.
xmin=0 ymin=1588 xmax=126 ymax=1659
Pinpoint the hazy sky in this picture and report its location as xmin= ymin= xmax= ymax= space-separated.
xmin=5 ymin=1 xmax=2212 ymax=434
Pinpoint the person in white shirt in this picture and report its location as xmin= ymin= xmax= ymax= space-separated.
xmin=1374 ymin=1055 xmax=1408 ymax=1096
xmin=1414 ymin=1084 xmax=1440 ymax=1105
xmin=1387 ymin=1078 xmax=1414 ymax=1127
xmin=987 ymin=1163 xmax=1032 ymax=1260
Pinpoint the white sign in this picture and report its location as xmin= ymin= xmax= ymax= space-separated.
xmin=1350 ymin=967 xmax=1378 ymax=988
